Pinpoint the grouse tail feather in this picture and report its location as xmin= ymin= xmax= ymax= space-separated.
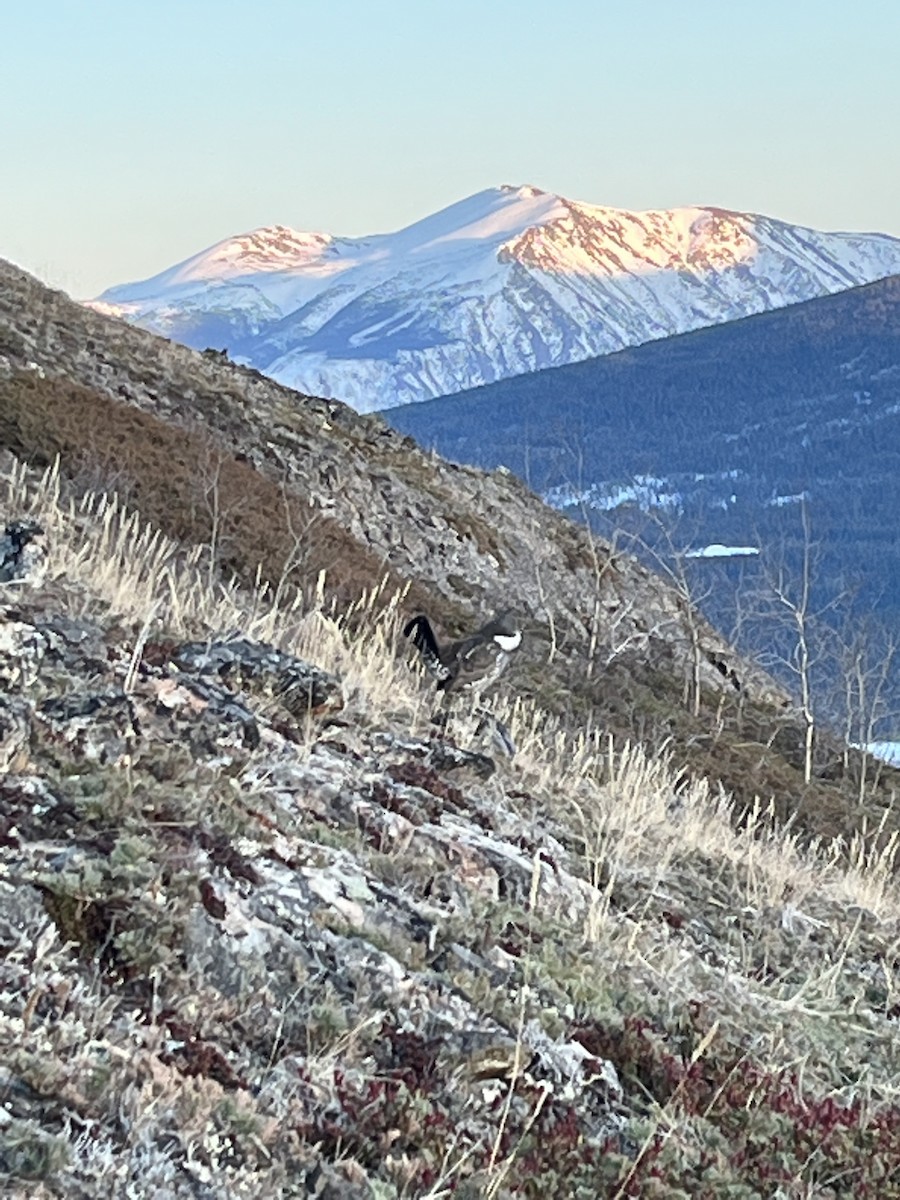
xmin=403 ymin=615 xmax=449 ymax=682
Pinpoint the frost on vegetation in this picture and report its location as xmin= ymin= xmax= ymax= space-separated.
xmin=3 ymin=455 xmax=900 ymax=1195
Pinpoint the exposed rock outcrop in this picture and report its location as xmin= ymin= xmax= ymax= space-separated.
xmin=3 ymin=513 xmax=900 ymax=1197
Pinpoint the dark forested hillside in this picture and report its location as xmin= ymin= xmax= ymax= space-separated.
xmin=385 ymin=276 xmax=900 ymax=635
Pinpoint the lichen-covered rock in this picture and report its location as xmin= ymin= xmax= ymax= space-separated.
xmin=173 ymin=637 xmax=344 ymax=719
xmin=0 ymin=616 xmax=51 ymax=689
xmin=33 ymin=692 xmax=140 ymax=766
xmin=0 ymin=520 xmax=47 ymax=588
xmin=0 ymin=697 xmax=29 ymax=772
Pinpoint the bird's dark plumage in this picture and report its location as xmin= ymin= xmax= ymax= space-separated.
xmin=403 ymin=611 xmax=521 ymax=695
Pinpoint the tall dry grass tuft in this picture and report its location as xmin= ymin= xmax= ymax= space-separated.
xmin=290 ymin=577 xmax=422 ymax=719
xmin=0 ymin=456 xmax=421 ymax=721
xmin=494 ymin=687 xmax=900 ymax=929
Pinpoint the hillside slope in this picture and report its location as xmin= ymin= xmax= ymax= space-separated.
xmin=2 ymin=369 xmax=900 ymax=1193
xmin=89 ymin=185 xmax=900 ymax=409
xmin=7 ymin=258 xmax=900 ymax=835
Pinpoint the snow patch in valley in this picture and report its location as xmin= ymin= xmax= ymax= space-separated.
xmin=685 ymin=544 xmax=760 ymax=558
xmin=767 ymin=491 xmax=810 ymax=507
xmin=862 ymin=742 xmax=900 ymax=767
xmin=544 ymin=477 xmax=683 ymax=514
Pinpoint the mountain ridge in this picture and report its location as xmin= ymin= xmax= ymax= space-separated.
xmin=89 ymin=185 xmax=900 ymax=410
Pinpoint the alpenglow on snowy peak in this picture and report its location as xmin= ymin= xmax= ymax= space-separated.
xmin=90 ymin=185 xmax=900 ymax=411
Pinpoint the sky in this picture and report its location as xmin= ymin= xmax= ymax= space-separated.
xmin=4 ymin=0 xmax=899 ymax=298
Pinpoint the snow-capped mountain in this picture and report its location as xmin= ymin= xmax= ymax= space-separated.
xmin=91 ymin=185 xmax=900 ymax=411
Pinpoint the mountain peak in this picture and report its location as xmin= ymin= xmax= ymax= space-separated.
xmin=499 ymin=183 xmax=548 ymax=198
xmin=91 ymin=188 xmax=900 ymax=410
xmin=204 ymin=224 xmax=334 ymax=265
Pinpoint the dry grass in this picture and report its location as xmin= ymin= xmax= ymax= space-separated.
xmin=498 ymin=692 xmax=900 ymax=925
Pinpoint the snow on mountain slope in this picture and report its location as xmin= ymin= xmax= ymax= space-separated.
xmin=90 ymin=185 xmax=900 ymax=411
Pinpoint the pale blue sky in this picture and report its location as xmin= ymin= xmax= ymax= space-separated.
xmin=4 ymin=0 xmax=898 ymax=297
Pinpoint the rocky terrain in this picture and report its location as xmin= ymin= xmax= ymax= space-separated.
xmin=3 ymin=260 xmax=900 ymax=1196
